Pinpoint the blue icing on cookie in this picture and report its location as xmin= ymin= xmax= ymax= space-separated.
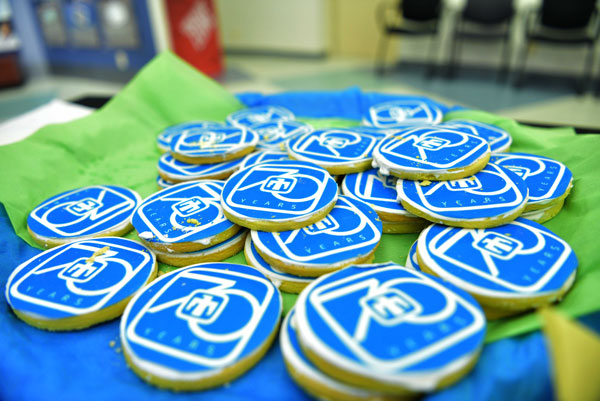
xmin=405 ymin=241 xmax=421 ymax=270
xmin=170 ymin=126 xmax=258 ymax=158
xmin=295 ymin=263 xmax=485 ymax=385
xmin=418 ymin=218 xmax=578 ymax=296
xmin=287 ymin=128 xmax=386 ymax=167
xmin=249 ymin=120 xmax=312 ymax=150
xmin=158 ymin=153 xmax=243 ymax=181
xmin=157 ymin=176 xmax=174 ymax=189
xmin=227 ymin=106 xmax=295 ymax=129
xmin=363 ymin=100 xmax=443 ymax=127
xmin=238 ymin=150 xmax=290 ymax=170
xmin=397 ymin=163 xmax=528 ymax=221
xmin=6 ymin=237 xmax=155 ymax=319
xmin=28 ymin=185 xmax=140 ymax=240
xmin=373 ymin=126 xmax=490 ymax=174
xmin=251 ymin=196 xmax=382 ymax=267
xmin=342 ymin=168 xmax=412 ymax=217
xmin=121 ymin=263 xmax=281 ymax=376
xmin=132 ymin=181 xmax=235 ymax=244
xmin=490 ymin=153 xmax=573 ymax=205
xmin=221 ymin=160 xmax=338 ymax=222
xmin=244 ymin=236 xmax=312 ymax=285
xmin=441 ymin=120 xmax=512 ymax=153
xmin=157 ymin=121 xmax=225 ymax=152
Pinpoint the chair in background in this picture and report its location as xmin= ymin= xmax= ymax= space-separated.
xmin=374 ymin=0 xmax=441 ymax=75
xmin=513 ymin=0 xmax=600 ymax=93
xmin=445 ymin=0 xmax=514 ymax=77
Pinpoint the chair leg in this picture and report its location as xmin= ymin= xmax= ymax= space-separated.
xmin=512 ymin=39 xmax=529 ymax=88
xmin=498 ymin=36 xmax=510 ymax=81
xmin=375 ymin=32 xmax=391 ymax=75
xmin=425 ymin=33 xmax=437 ymax=77
xmin=577 ymin=42 xmax=595 ymax=94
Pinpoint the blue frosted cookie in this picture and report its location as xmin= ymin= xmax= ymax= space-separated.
xmin=397 ymin=163 xmax=529 ymax=228
xmin=132 ymin=180 xmax=240 ymax=253
xmin=154 ymin=230 xmax=248 ymax=269
xmin=405 ymin=240 xmax=421 ymax=270
xmin=280 ymin=309 xmax=390 ymax=401
xmin=294 ymin=263 xmax=486 ymax=394
xmin=363 ymin=100 xmax=443 ymax=127
xmin=490 ymin=153 xmax=573 ymax=211
xmin=417 ymin=218 xmax=578 ymax=318
xmin=158 ymin=153 xmax=244 ymax=183
xmin=250 ymin=120 xmax=312 ymax=150
xmin=442 ymin=120 xmax=512 ymax=153
xmin=169 ymin=126 xmax=258 ymax=164
xmin=243 ymin=236 xmax=313 ymax=294
xmin=120 ymin=263 xmax=282 ymax=390
xmin=238 ymin=150 xmax=290 ymax=170
xmin=157 ymin=121 xmax=224 ymax=153
xmin=251 ymin=196 xmax=382 ymax=276
xmin=341 ymin=168 xmax=428 ymax=233
xmin=221 ymin=160 xmax=338 ymax=231
xmin=226 ymin=106 xmax=295 ymax=128
xmin=5 ymin=237 xmax=156 ymax=330
xmin=27 ymin=185 xmax=141 ymax=248
xmin=286 ymin=128 xmax=387 ymax=175
xmin=372 ymin=126 xmax=490 ymax=180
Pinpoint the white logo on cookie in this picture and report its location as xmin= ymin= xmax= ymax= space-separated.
xmin=303 ymin=215 xmax=340 ymax=235
xmin=321 ymin=136 xmax=350 ymax=148
xmin=261 ymin=176 xmax=297 ymax=194
xmin=473 ymin=232 xmax=523 ymax=260
xmin=65 ymin=198 xmax=103 ymax=216
xmin=446 ymin=176 xmax=482 ymax=191
xmin=360 ymin=288 xmax=421 ymax=326
xmin=414 ymin=137 xmax=449 ymax=151
xmin=172 ymin=197 xmax=208 ymax=217
xmin=503 ymin=165 xmax=531 ymax=179
xmin=176 ymin=289 xmax=229 ymax=325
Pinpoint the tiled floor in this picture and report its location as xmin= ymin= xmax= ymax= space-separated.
xmin=1 ymin=54 xmax=600 ymax=130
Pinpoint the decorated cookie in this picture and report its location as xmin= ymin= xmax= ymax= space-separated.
xmin=372 ymin=126 xmax=491 ymax=180
xmin=405 ymin=240 xmax=421 ymax=270
xmin=490 ymin=153 xmax=573 ymax=211
xmin=221 ymin=160 xmax=338 ymax=231
xmin=157 ymin=121 xmax=224 ymax=153
xmin=5 ymin=237 xmax=157 ymax=331
xmin=226 ymin=106 xmax=295 ymax=128
xmin=281 ymin=309 xmax=393 ymax=401
xmin=250 ymin=120 xmax=312 ymax=150
xmin=397 ymin=163 xmax=529 ymax=228
xmin=27 ymin=185 xmax=141 ymax=248
xmin=294 ymin=263 xmax=486 ymax=394
xmin=521 ymin=199 xmax=564 ymax=223
xmin=286 ymin=128 xmax=387 ymax=175
xmin=132 ymin=181 xmax=240 ymax=253
xmin=120 ymin=263 xmax=282 ymax=390
xmin=442 ymin=120 xmax=512 ymax=153
xmin=363 ymin=100 xmax=443 ymax=127
xmin=154 ymin=230 xmax=248 ymax=269
xmin=342 ymin=168 xmax=427 ymax=227
xmin=169 ymin=126 xmax=258 ymax=165
xmin=238 ymin=150 xmax=290 ymax=170
xmin=157 ymin=176 xmax=175 ymax=190
xmin=251 ymin=196 xmax=382 ymax=277
xmin=244 ymin=236 xmax=312 ymax=294
xmin=158 ymin=153 xmax=244 ymax=183
xmin=417 ymin=218 xmax=578 ymax=319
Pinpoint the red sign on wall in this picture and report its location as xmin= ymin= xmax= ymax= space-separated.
xmin=165 ymin=0 xmax=224 ymax=77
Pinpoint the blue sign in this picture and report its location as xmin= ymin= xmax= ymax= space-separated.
xmin=157 ymin=121 xmax=225 ymax=152
xmin=363 ymin=100 xmax=443 ymax=127
xmin=120 ymin=263 xmax=281 ymax=378
xmin=169 ymin=126 xmax=258 ymax=159
xmin=373 ymin=126 xmax=490 ymax=176
xmin=490 ymin=153 xmax=573 ymax=207
xmin=158 ymin=153 xmax=243 ymax=182
xmin=132 ymin=181 xmax=235 ymax=245
xmin=397 ymin=163 xmax=528 ymax=221
xmin=442 ymin=120 xmax=512 ymax=153
xmin=6 ymin=237 xmax=155 ymax=320
xmin=227 ymin=106 xmax=295 ymax=129
xmin=251 ymin=196 xmax=382 ymax=267
xmin=294 ymin=263 xmax=486 ymax=391
xmin=221 ymin=160 xmax=338 ymax=223
xmin=249 ymin=120 xmax=312 ymax=150
xmin=28 ymin=185 xmax=140 ymax=240
xmin=287 ymin=128 xmax=386 ymax=168
xmin=417 ymin=218 xmax=578 ymax=296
